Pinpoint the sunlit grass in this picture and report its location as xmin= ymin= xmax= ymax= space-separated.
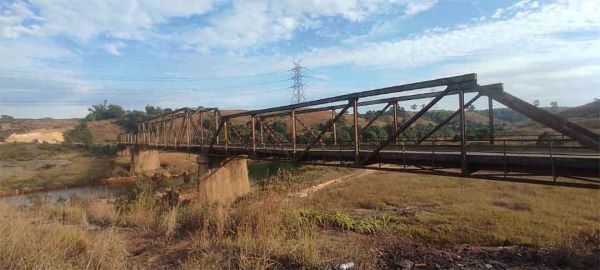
xmin=298 ymin=171 xmax=599 ymax=246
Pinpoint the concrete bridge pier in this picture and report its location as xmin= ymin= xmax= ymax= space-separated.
xmin=196 ymin=155 xmax=250 ymax=203
xmin=126 ymin=146 xmax=161 ymax=175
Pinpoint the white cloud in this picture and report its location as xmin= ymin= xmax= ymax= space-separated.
xmin=0 ymin=1 xmax=43 ymax=38
xmin=1 ymin=0 xmax=219 ymax=41
xmin=187 ymin=0 xmax=437 ymax=51
xmin=0 ymin=39 xmax=97 ymax=95
xmin=2 ymin=0 xmax=438 ymax=50
xmin=404 ymin=0 xmax=438 ymax=16
xmin=295 ymin=0 xmax=600 ymax=68
xmin=103 ymin=41 xmax=126 ymax=56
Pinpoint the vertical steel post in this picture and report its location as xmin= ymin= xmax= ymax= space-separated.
xmin=459 ymin=88 xmax=469 ymax=175
xmin=550 ymin=141 xmax=556 ymax=182
xmin=260 ymin=123 xmax=264 ymax=148
xmin=129 ymin=145 xmax=135 ymax=175
xmin=503 ymin=139 xmax=507 ymax=179
xmin=174 ymin=119 xmax=179 ymax=147
xmin=402 ymin=141 xmax=406 ymax=169
xmin=223 ymin=121 xmax=228 ymax=152
xmin=291 ymin=109 xmax=297 ymax=155
xmin=215 ymin=112 xmax=220 ymax=145
xmin=353 ymin=98 xmax=360 ymax=164
xmin=331 ymin=109 xmax=337 ymax=146
xmin=432 ymin=139 xmax=436 ymax=168
xmin=199 ymin=111 xmax=204 ymax=145
xmin=488 ymin=96 xmax=495 ymax=145
xmin=186 ymin=110 xmax=191 ymax=148
xmin=252 ymin=115 xmax=257 ymax=153
xmin=393 ymin=102 xmax=399 ymax=146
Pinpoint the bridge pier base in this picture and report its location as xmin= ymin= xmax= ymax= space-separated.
xmin=128 ymin=147 xmax=161 ymax=175
xmin=196 ymin=155 xmax=250 ymax=203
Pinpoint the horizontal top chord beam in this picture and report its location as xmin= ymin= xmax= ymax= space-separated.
xmin=223 ymin=73 xmax=477 ymax=119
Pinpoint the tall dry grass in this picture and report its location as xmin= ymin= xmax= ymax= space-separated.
xmin=180 ymin=190 xmax=377 ymax=269
xmin=0 ymin=203 xmax=128 ymax=270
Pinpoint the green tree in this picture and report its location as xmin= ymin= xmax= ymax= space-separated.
xmin=0 ymin=115 xmax=14 ymax=121
xmin=144 ymin=105 xmax=171 ymax=118
xmin=63 ymin=122 xmax=93 ymax=144
xmin=119 ymin=110 xmax=146 ymax=132
xmin=85 ymin=100 xmax=124 ymax=121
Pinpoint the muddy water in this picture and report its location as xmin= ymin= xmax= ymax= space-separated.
xmin=2 ymin=185 xmax=129 ymax=207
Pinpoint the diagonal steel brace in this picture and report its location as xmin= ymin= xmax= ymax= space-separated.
xmin=360 ymin=87 xmax=453 ymax=165
xmin=416 ymin=94 xmax=481 ymax=145
xmin=297 ymin=101 xmax=352 ymax=161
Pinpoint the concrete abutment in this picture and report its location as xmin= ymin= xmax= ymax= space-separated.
xmin=196 ymin=155 xmax=250 ymax=203
xmin=124 ymin=146 xmax=161 ymax=175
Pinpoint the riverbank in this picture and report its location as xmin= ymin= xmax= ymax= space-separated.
xmin=0 ymin=143 xmax=124 ymax=196
xmin=0 ymin=176 xmax=137 ymax=198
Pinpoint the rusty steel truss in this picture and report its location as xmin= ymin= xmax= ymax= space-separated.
xmin=118 ymin=73 xmax=600 ymax=187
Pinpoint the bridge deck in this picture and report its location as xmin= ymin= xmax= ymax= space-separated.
xmin=122 ymin=143 xmax=600 ymax=177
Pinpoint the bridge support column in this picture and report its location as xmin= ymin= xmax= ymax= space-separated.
xmin=393 ymin=102 xmax=399 ymax=146
xmin=252 ymin=115 xmax=257 ymax=153
xmin=459 ymin=88 xmax=469 ymax=175
xmin=331 ymin=109 xmax=337 ymax=145
xmin=353 ymin=98 xmax=360 ymax=164
xmin=196 ymin=155 xmax=250 ymax=203
xmin=291 ymin=110 xmax=297 ymax=155
xmin=488 ymin=96 xmax=495 ymax=145
xmin=129 ymin=147 xmax=160 ymax=175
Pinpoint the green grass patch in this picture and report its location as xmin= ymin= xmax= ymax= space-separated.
xmin=286 ymin=209 xmax=390 ymax=234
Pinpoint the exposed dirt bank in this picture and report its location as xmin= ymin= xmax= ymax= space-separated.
xmin=0 ymin=176 xmax=137 ymax=197
xmin=5 ymin=129 xmax=65 ymax=143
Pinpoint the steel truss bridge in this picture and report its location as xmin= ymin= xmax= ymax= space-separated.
xmin=118 ymin=74 xmax=600 ymax=189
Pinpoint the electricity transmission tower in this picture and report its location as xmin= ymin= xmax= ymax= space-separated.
xmin=289 ymin=60 xmax=306 ymax=104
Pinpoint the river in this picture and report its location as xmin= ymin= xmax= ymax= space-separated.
xmin=2 ymin=185 xmax=129 ymax=207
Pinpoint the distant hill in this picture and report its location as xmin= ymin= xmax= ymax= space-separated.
xmin=87 ymin=120 xmax=125 ymax=142
xmin=559 ymin=100 xmax=599 ymax=119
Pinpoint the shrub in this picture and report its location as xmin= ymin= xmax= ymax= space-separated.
xmin=64 ymin=122 xmax=93 ymax=144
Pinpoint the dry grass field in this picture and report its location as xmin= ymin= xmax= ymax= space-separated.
xmin=1 ymin=164 xmax=598 ymax=269
xmin=296 ymin=171 xmax=599 ymax=247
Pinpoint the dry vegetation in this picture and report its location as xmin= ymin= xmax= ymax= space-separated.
xmin=1 ymin=164 xmax=598 ymax=269
xmin=0 ymin=203 xmax=128 ymax=269
xmin=0 ymin=144 xmax=117 ymax=195
xmin=297 ymin=172 xmax=600 ymax=247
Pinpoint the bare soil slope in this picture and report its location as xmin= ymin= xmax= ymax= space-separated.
xmin=0 ymin=118 xmax=79 ymax=142
xmin=87 ymin=120 xmax=124 ymax=142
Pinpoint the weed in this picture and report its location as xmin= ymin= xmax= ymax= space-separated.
xmin=288 ymin=209 xmax=389 ymax=234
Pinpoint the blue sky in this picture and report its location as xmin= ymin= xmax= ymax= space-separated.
xmin=0 ymin=0 xmax=599 ymax=118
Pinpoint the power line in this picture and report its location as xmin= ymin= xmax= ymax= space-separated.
xmin=0 ymin=68 xmax=287 ymax=82
xmin=289 ymin=60 xmax=306 ymax=104
xmin=0 ymin=79 xmax=289 ymax=94
xmin=0 ymin=87 xmax=291 ymax=105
